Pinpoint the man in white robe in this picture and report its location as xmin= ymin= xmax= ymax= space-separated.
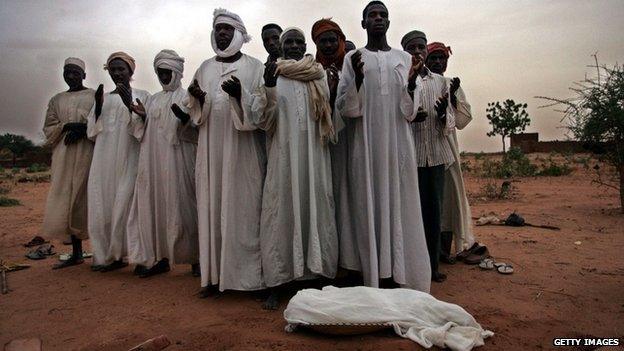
xmin=335 ymin=1 xmax=431 ymax=292
xmin=185 ymin=9 xmax=267 ymax=297
xmin=426 ymin=42 xmax=477 ymax=258
xmin=42 ymin=57 xmax=94 ymax=269
xmin=87 ymin=52 xmax=150 ymax=272
xmin=126 ymin=49 xmax=199 ymax=278
xmin=256 ymin=28 xmax=338 ymax=309
xmin=311 ymin=19 xmax=358 ymax=280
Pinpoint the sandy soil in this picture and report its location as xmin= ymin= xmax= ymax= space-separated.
xmin=1 ymin=156 xmax=623 ymax=350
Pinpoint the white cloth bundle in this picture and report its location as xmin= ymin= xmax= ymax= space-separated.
xmin=284 ymin=286 xmax=493 ymax=351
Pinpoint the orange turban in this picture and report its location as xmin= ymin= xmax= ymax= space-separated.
xmin=427 ymin=42 xmax=452 ymax=58
xmin=311 ymin=18 xmax=346 ymax=70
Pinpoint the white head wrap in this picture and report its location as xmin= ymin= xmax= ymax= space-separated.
xmin=154 ymin=49 xmax=185 ymax=91
xmin=64 ymin=57 xmax=85 ymax=72
xmin=279 ymin=27 xmax=306 ymax=45
xmin=211 ymin=8 xmax=251 ymax=58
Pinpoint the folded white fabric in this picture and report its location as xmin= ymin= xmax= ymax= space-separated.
xmin=284 ymin=286 xmax=493 ymax=351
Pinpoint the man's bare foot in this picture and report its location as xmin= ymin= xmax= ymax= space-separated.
xmin=99 ymin=260 xmax=128 ymax=272
xmin=198 ymin=285 xmax=219 ymax=298
xmin=133 ymin=264 xmax=148 ymax=276
xmin=262 ymin=290 xmax=279 ymax=310
xmin=432 ymin=271 xmax=447 ymax=282
xmin=52 ymin=258 xmax=84 ymax=270
xmin=191 ymin=263 xmax=200 ymax=277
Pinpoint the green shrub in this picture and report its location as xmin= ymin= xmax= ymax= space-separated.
xmin=538 ymin=162 xmax=573 ymax=176
xmin=26 ymin=163 xmax=48 ymax=173
xmin=480 ymin=147 xmax=537 ymax=178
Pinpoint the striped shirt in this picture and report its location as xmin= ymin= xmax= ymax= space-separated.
xmin=412 ymin=68 xmax=455 ymax=167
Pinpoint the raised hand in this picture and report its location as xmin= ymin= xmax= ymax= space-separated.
xmin=221 ymin=76 xmax=242 ymax=101
xmin=130 ymin=98 xmax=146 ymax=120
xmin=64 ymin=130 xmax=80 ymax=145
xmin=188 ymin=79 xmax=206 ymax=106
xmin=413 ymin=107 xmax=428 ymax=123
xmin=351 ymin=50 xmax=364 ymax=91
xmin=327 ymin=64 xmax=339 ymax=94
xmin=264 ymin=61 xmax=278 ymax=88
xmin=408 ymin=54 xmax=424 ymax=88
xmin=117 ymin=83 xmax=133 ymax=110
xmin=450 ymin=77 xmax=460 ymax=109
xmin=94 ymin=84 xmax=104 ymax=120
xmin=435 ymin=93 xmax=449 ymax=125
xmin=171 ymin=103 xmax=190 ymax=125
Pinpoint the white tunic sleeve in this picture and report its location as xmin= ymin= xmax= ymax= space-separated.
xmin=453 ymin=86 xmax=472 ymax=130
xmin=43 ymin=95 xmax=63 ymax=147
xmin=86 ymin=100 xmax=103 ymax=140
xmin=253 ymin=86 xmax=278 ymax=133
xmin=185 ymin=68 xmax=212 ymax=127
xmin=336 ymin=52 xmax=364 ymax=119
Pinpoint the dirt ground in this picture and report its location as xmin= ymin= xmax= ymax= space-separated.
xmin=1 ymin=155 xmax=623 ymax=351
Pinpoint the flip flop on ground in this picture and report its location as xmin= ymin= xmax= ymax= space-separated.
xmin=23 ymin=236 xmax=48 ymax=248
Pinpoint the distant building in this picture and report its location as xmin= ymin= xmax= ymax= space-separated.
xmin=510 ymin=133 xmax=584 ymax=153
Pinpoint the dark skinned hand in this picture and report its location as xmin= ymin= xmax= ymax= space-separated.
xmin=188 ymin=79 xmax=206 ymax=106
xmin=64 ymin=130 xmax=81 ymax=145
xmin=408 ymin=54 xmax=424 ymax=90
xmin=435 ymin=93 xmax=449 ymax=126
xmin=116 ymin=83 xmax=134 ymax=111
xmin=62 ymin=122 xmax=83 ymax=133
xmin=264 ymin=61 xmax=278 ymax=88
xmin=327 ymin=64 xmax=339 ymax=94
xmin=450 ymin=77 xmax=460 ymax=109
xmin=222 ymin=76 xmax=242 ymax=101
xmin=413 ymin=107 xmax=428 ymax=123
xmin=94 ymin=84 xmax=104 ymax=120
xmin=130 ymin=98 xmax=146 ymax=120
xmin=351 ymin=50 xmax=364 ymax=91
xmin=171 ymin=103 xmax=190 ymax=125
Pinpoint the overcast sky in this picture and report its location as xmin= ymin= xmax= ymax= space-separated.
xmin=0 ymin=0 xmax=622 ymax=152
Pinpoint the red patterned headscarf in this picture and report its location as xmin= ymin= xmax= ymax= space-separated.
xmin=427 ymin=42 xmax=452 ymax=58
xmin=311 ymin=18 xmax=346 ymax=70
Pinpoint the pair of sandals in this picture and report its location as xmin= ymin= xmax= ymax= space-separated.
xmin=456 ymin=243 xmax=490 ymax=265
xmin=479 ymin=258 xmax=514 ymax=274
xmin=25 ymin=244 xmax=55 ymax=260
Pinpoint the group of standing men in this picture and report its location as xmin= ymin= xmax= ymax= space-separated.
xmin=41 ymin=1 xmax=476 ymax=309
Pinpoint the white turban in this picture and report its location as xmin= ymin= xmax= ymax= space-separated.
xmin=211 ymin=8 xmax=251 ymax=58
xmin=154 ymin=49 xmax=185 ymax=91
xmin=279 ymin=27 xmax=306 ymax=45
xmin=64 ymin=57 xmax=85 ymax=72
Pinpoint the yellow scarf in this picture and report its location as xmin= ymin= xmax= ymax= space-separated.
xmin=276 ymin=55 xmax=335 ymax=145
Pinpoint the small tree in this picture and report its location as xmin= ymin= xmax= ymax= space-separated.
xmin=537 ymin=57 xmax=624 ymax=213
xmin=0 ymin=133 xmax=35 ymax=166
xmin=486 ymin=99 xmax=531 ymax=153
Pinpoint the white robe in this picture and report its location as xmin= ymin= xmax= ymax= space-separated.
xmin=42 ymin=89 xmax=94 ymax=241
xmin=441 ymin=84 xmax=476 ymax=252
xmin=336 ymin=48 xmax=431 ymax=292
xmin=328 ymin=72 xmax=357 ymax=271
xmin=126 ymin=86 xmax=199 ymax=267
xmin=187 ymin=54 xmax=267 ymax=291
xmin=255 ymin=75 xmax=338 ymax=288
xmin=87 ymin=89 xmax=150 ymax=266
